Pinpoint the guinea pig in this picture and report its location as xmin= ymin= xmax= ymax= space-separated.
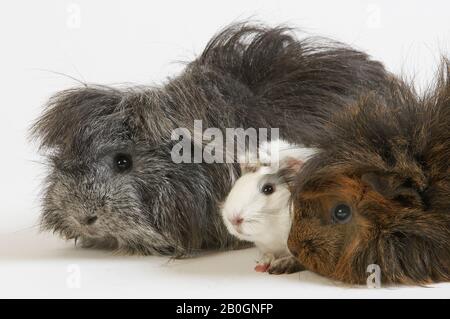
xmin=287 ymin=61 xmax=450 ymax=285
xmin=31 ymin=22 xmax=391 ymax=256
xmin=221 ymin=140 xmax=316 ymax=274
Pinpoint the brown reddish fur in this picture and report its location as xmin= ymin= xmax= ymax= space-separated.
xmin=288 ymin=61 xmax=450 ymax=285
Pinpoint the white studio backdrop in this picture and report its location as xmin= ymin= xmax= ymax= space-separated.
xmin=1 ymin=0 xmax=450 ymax=233
xmin=0 ymin=0 xmax=449 ymax=298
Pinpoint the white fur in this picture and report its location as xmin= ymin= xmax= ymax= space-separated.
xmin=258 ymin=139 xmax=317 ymax=165
xmin=222 ymin=139 xmax=317 ymax=264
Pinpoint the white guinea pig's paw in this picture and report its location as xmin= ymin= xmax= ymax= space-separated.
xmin=267 ymin=256 xmax=305 ymax=275
xmin=254 ymin=253 xmax=275 ymax=272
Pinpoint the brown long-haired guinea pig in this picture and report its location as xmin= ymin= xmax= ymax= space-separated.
xmin=287 ymin=60 xmax=450 ymax=285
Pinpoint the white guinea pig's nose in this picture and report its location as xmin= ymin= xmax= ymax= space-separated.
xmin=229 ymin=215 xmax=244 ymax=226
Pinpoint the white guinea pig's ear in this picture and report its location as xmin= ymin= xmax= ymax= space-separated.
xmin=281 ymin=157 xmax=304 ymax=172
xmin=240 ymin=162 xmax=260 ymax=174
xmin=277 ymin=157 xmax=304 ymax=184
xmin=237 ymin=148 xmax=261 ymax=174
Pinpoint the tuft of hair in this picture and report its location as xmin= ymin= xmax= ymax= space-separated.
xmin=30 ymin=86 xmax=125 ymax=152
xmin=190 ymin=22 xmax=391 ymax=145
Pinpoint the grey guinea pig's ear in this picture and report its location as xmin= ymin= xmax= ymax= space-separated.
xmin=30 ymin=86 xmax=123 ymax=151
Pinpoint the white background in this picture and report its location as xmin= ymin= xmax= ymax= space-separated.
xmin=0 ymin=0 xmax=449 ymax=298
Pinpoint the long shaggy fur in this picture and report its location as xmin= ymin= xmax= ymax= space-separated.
xmin=31 ymin=23 xmax=390 ymax=256
xmin=288 ymin=60 xmax=450 ymax=285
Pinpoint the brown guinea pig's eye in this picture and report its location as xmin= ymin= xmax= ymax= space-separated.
xmin=332 ymin=204 xmax=352 ymax=224
xmin=261 ymin=183 xmax=275 ymax=195
xmin=114 ymin=153 xmax=133 ymax=172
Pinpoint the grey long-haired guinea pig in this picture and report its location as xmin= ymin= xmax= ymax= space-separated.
xmin=221 ymin=140 xmax=316 ymax=274
xmin=31 ymin=22 xmax=391 ymax=256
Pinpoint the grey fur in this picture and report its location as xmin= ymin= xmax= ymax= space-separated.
xmin=31 ymin=22 xmax=391 ymax=256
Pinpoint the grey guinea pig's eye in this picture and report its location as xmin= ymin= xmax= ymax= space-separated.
xmin=261 ymin=183 xmax=275 ymax=195
xmin=114 ymin=153 xmax=133 ymax=172
xmin=332 ymin=204 xmax=352 ymax=224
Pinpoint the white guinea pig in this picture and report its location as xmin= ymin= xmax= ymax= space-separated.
xmin=221 ymin=140 xmax=317 ymax=274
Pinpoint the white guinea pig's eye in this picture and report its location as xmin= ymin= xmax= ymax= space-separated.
xmin=114 ymin=153 xmax=133 ymax=172
xmin=261 ymin=183 xmax=275 ymax=195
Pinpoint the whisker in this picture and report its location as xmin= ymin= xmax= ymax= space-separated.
xmin=30 ymin=68 xmax=88 ymax=87
xmin=8 ymin=222 xmax=43 ymax=234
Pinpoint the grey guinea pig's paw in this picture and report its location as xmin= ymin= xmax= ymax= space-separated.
xmin=267 ymin=256 xmax=306 ymax=275
xmin=77 ymin=236 xmax=119 ymax=250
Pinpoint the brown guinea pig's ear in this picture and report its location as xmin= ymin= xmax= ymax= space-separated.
xmin=361 ymin=172 xmax=423 ymax=207
xmin=361 ymin=172 xmax=401 ymax=198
